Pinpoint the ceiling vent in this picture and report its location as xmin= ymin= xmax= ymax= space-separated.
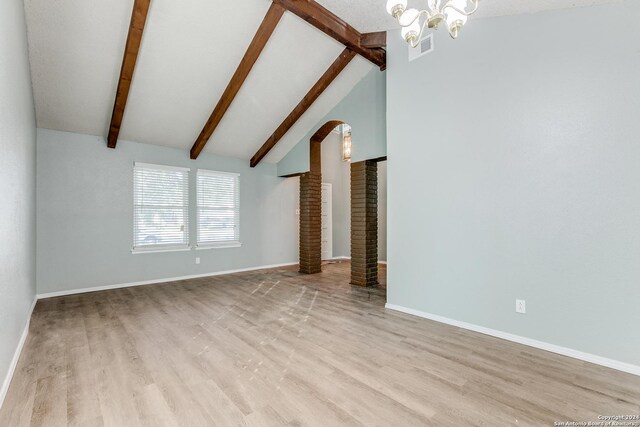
xmin=408 ymin=33 xmax=434 ymax=62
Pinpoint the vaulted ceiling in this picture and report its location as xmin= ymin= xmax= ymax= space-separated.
xmin=24 ymin=0 xmax=621 ymax=164
xmin=24 ymin=0 xmax=375 ymax=164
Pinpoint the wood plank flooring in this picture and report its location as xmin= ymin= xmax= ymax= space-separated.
xmin=1 ymin=261 xmax=638 ymax=426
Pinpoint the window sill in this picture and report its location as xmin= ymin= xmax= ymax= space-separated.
xmin=196 ymin=242 xmax=242 ymax=250
xmin=131 ymin=246 xmax=192 ymax=255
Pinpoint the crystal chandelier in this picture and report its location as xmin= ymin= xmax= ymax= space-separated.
xmin=386 ymin=0 xmax=480 ymax=45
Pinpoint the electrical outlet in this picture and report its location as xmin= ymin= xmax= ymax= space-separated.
xmin=516 ymin=299 xmax=526 ymax=314
xmin=296 ymin=209 xmax=300 ymax=215
xmin=195 ymin=257 xmax=200 ymax=265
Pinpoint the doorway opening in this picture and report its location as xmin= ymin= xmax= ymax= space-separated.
xmin=297 ymin=120 xmax=386 ymax=288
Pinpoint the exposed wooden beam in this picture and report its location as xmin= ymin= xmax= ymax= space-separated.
xmin=369 ymin=155 xmax=387 ymax=163
xmin=190 ymin=3 xmax=285 ymax=159
xmin=272 ymin=0 xmax=385 ymax=69
xmin=361 ymin=31 xmax=387 ymax=49
xmin=250 ymin=49 xmax=356 ymax=168
xmin=107 ymin=0 xmax=151 ymax=149
xmin=279 ymin=172 xmax=304 ymax=178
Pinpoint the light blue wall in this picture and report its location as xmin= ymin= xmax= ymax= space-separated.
xmin=387 ymin=1 xmax=640 ymax=366
xmin=278 ymin=68 xmax=387 ymax=176
xmin=319 ymin=131 xmax=387 ymax=261
xmin=321 ymin=131 xmax=352 ymax=258
xmin=37 ymin=129 xmax=299 ymax=294
xmin=0 ymin=0 xmax=37 ymax=400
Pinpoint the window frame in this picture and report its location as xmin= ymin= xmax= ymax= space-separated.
xmin=196 ymin=169 xmax=241 ymax=250
xmin=132 ymin=162 xmax=191 ymax=254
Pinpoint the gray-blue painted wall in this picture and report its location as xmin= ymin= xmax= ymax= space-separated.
xmin=387 ymin=1 xmax=640 ymax=366
xmin=0 ymin=0 xmax=37 ymax=400
xmin=36 ymin=129 xmax=299 ymax=294
xmin=277 ymin=68 xmax=387 ymax=176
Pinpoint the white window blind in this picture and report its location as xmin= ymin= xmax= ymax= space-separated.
xmin=197 ymin=170 xmax=240 ymax=247
xmin=133 ymin=163 xmax=190 ymax=252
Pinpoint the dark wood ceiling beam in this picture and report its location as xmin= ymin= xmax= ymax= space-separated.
xmin=190 ymin=3 xmax=285 ymax=159
xmin=250 ymin=48 xmax=356 ymax=168
xmin=272 ymin=0 xmax=385 ymax=69
xmin=361 ymin=31 xmax=387 ymax=49
xmin=107 ymin=0 xmax=151 ymax=149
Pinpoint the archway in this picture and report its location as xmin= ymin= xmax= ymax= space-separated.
xmin=299 ymin=120 xmax=380 ymax=287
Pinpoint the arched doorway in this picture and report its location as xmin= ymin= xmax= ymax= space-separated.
xmin=299 ymin=121 xmax=380 ymax=287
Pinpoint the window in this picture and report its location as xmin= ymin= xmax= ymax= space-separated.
xmin=133 ymin=163 xmax=190 ymax=252
xmin=197 ymin=169 xmax=240 ymax=248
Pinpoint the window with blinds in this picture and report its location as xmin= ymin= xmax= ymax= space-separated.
xmin=197 ymin=169 xmax=240 ymax=247
xmin=133 ymin=163 xmax=190 ymax=252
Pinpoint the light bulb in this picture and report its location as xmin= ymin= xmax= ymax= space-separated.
xmin=386 ymin=0 xmax=407 ymax=18
xmin=445 ymin=0 xmax=468 ymax=38
xmin=399 ymin=8 xmax=419 ymax=26
xmin=401 ymin=22 xmax=421 ymax=44
xmin=342 ymin=133 xmax=352 ymax=162
xmin=445 ymin=0 xmax=468 ymax=27
xmin=400 ymin=8 xmax=421 ymax=43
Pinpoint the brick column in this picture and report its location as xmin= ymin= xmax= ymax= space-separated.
xmin=350 ymin=160 xmax=378 ymax=287
xmin=299 ymin=141 xmax=322 ymax=274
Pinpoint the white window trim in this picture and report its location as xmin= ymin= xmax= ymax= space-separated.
xmin=195 ymin=242 xmax=242 ymax=250
xmin=131 ymin=245 xmax=192 ymax=254
xmin=196 ymin=169 xmax=241 ymax=249
xmin=134 ymin=162 xmax=191 ymax=173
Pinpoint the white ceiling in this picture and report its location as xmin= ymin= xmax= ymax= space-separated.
xmin=24 ymin=0 xmax=373 ymax=163
xmin=316 ymin=0 xmax=623 ymax=33
xmin=24 ymin=0 xmax=621 ymax=163
xmin=25 ymin=0 xmax=132 ymax=137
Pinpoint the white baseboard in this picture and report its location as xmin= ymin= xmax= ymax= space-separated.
xmin=0 ymin=296 xmax=38 ymax=409
xmin=385 ymin=303 xmax=640 ymax=377
xmin=325 ymin=256 xmax=387 ymax=265
xmin=326 ymin=256 xmax=350 ymax=262
xmin=37 ymin=262 xmax=298 ymax=299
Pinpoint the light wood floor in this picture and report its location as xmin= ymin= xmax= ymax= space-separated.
xmin=1 ymin=261 xmax=638 ymax=426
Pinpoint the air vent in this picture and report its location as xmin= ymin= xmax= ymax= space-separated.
xmin=408 ymin=33 xmax=434 ymax=62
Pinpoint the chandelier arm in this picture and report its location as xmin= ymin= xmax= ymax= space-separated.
xmin=408 ymin=19 xmax=430 ymax=48
xmin=441 ymin=0 xmax=479 ymax=17
xmin=397 ymin=9 xmax=430 ymax=28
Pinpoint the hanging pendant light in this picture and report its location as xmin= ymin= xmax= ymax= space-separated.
xmin=342 ymin=126 xmax=352 ymax=162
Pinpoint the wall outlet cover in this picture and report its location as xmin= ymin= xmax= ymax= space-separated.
xmin=516 ymin=299 xmax=526 ymax=314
